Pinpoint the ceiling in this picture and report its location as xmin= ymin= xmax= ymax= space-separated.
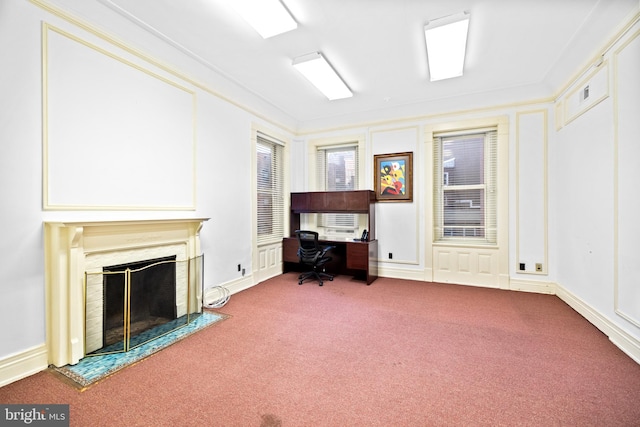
xmin=44 ymin=0 xmax=637 ymax=130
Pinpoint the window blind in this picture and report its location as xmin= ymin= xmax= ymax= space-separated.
xmin=256 ymin=135 xmax=284 ymax=245
xmin=316 ymin=145 xmax=359 ymax=234
xmin=433 ymin=130 xmax=497 ymax=243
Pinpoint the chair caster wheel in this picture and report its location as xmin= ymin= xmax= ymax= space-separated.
xmin=318 ymin=282 xmax=323 ymax=286
xmin=329 ymin=277 xmax=333 ymax=281
xmin=298 ymin=280 xmax=303 ymax=285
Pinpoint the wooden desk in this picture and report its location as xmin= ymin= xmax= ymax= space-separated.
xmin=282 ymin=237 xmax=378 ymax=285
xmin=285 ymin=190 xmax=378 ymax=285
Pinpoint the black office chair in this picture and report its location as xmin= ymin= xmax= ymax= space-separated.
xmin=295 ymin=230 xmax=335 ymax=286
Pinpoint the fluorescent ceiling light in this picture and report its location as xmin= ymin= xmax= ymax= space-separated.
xmin=424 ymin=12 xmax=470 ymax=81
xmin=226 ymin=0 xmax=297 ymax=38
xmin=293 ymin=52 xmax=353 ymax=100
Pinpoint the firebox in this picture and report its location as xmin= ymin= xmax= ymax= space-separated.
xmin=83 ymin=253 xmax=204 ymax=357
xmin=102 ymin=256 xmax=177 ymax=350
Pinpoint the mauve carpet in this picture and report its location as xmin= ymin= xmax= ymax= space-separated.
xmin=1 ymin=274 xmax=639 ymax=426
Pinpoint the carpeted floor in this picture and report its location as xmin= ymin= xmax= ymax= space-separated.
xmin=50 ymin=311 xmax=228 ymax=389
xmin=1 ymin=274 xmax=639 ymax=426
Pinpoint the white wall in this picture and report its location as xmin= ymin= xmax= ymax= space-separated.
xmin=552 ymin=16 xmax=640 ymax=350
xmin=371 ymin=127 xmax=422 ymax=273
xmin=0 ymin=0 xmax=52 ymax=360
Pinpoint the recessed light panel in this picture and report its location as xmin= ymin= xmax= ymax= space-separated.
xmin=226 ymin=0 xmax=297 ymax=38
xmin=424 ymin=12 xmax=470 ymax=81
xmin=293 ymin=52 xmax=353 ymax=100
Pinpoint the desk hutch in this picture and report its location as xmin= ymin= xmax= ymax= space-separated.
xmin=282 ymin=190 xmax=378 ymax=285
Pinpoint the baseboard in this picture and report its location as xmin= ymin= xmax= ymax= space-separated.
xmin=381 ymin=268 xmax=554 ymax=293
xmin=0 ymin=344 xmax=48 ymax=388
xmin=556 ymin=283 xmax=640 ymax=365
xmin=214 ymin=275 xmax=256 ymax=297
xmin=509 ymin=277 xmax=556 ymax=294
xmin=378 ymin=266 xmax=428 ymax=282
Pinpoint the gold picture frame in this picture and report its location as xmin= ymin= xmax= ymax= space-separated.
xmin=374 ymin=152 xmax=413 ymax=202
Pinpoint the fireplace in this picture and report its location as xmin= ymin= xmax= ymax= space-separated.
xmin=44 ymin=219 xmax=208 ymax=367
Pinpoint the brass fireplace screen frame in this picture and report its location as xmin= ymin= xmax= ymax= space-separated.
xmin=84 ymin=255 xmax=204 ymax=356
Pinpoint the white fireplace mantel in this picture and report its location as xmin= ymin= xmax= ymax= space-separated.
xmin=44 ymin=218 xmax=208 ymax=367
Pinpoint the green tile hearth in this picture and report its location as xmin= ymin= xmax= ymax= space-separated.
xmin=51 ymin=311 xmax=227 ymax=388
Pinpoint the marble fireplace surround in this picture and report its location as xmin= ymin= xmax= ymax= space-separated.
xmin=44 ymin=218 xmax=208 ymax=367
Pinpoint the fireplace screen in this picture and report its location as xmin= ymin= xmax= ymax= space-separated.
xmin=84 ymin=254 xmax=204 ymax=356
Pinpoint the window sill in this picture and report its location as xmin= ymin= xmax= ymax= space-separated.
xmin=433 ymin=240 xmax=498 ymax=250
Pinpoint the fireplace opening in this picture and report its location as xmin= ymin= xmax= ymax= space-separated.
xmin=102 ymin=256 xmax=177 ymax=349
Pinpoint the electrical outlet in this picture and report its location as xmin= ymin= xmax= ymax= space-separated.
xmin=519 ymin=263 xmax=526 ymax=271
xmin=535 ymin=263 xmax=543 ymax=272
xmin=388 ymin=252 xmax=393 ymax=259
xmin=237 ymin=264 xmax=241 ymax=272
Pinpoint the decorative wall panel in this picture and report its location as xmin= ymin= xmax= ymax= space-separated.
xmin=43 ymin=24 xmax=196 ymax=210
xmin=614 ymin=30 xmax=640 ymax=327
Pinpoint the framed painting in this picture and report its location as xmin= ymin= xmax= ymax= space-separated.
xmin=374 ymin=152 xmax=413 ymax=202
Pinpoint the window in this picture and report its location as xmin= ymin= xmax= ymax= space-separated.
xmin=316 ymin=145 xmax=359 ymax=236
xmin=433 ymin=130 xmax=497 ymax=243
xmin=256 ymin=134 xmax=284 ymax=245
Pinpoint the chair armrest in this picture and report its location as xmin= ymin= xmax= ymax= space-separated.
xmin=320 ymin=245 xmax=336 ymax=256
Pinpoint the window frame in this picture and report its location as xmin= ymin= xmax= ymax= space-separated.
xmin=256 ymin=132 xmax=286 ymax=246
xmin=433 ymin=127 xmax=498 ymax=245
xmin=307 ymin=135 xmax=366 ymax=239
